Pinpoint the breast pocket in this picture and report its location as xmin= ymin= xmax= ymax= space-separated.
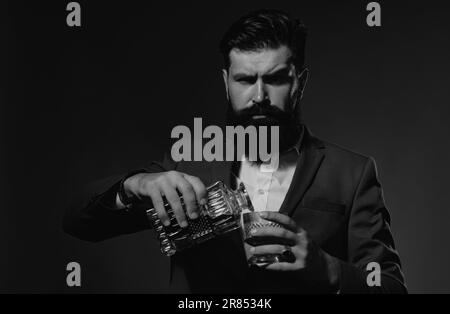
xmin=302 ymin=199 xmax=346 ymax=215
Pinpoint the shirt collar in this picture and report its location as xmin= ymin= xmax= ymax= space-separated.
xmin=240 ymin=124 xmax=304 ymax=171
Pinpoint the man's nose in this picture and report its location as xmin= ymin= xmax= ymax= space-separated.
xmin=252 ymin=79 xmax=268 ymax=104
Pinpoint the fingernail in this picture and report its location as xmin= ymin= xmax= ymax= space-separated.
xmin=163 ymin=219 xmax=171 ymax=227
xmin=180 ymin=221 xmax=188 ymax=228
xmin=250 ymin=229 xmax=257 ymax=235
xmin=190 ymin=212 xmax=198 ymax=219
xmin=259 ymin=212 xmax=267 ymax=218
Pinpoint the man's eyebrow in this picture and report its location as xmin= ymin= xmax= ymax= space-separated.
xmin=230 ymin=65 xmax=292 ymax=79
xmin=232 ymin=72 xmax=255 ymax=79
xmin=262 ymin=66 xmax=291 ymax=77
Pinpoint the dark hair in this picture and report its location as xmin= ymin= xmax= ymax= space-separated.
xmin=219 ymin=9 xmax=308 ymax=70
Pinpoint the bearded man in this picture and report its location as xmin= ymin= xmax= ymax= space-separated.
xmin=64 ymin=9 xmax=407 ymax=294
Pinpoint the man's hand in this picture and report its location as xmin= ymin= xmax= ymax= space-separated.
xmin=245 ymin=211 xmax=340 ymax=289
xmin=121 ymin=171 xmax=207 ymax=228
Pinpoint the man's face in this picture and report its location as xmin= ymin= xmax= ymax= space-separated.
xmin=223 ymin=45 xmax=304 ymax=119
xmin=223 ymin=45 xmax=307 ymax=153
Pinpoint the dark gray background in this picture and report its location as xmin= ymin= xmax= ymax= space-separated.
xmin=2 ymin=0 xmax=450 ymax=293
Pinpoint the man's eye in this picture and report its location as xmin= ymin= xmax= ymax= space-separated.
xmin=265 ymin=75 xmax=290 ymax=85
xmin=236 ymin=77 xmax=255 ymax=84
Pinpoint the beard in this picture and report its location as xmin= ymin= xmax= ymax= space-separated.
xmin=226 ymin=99 xmax=303 ymax=163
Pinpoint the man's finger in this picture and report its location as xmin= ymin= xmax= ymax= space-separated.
xmin=247 ymin=226 xmax=298 ymax=244
xmin=259 ymin=211 xmax=297 ymax=232
xmin=159 ymin=180 xmax=188 ymax=228
xmin=265 ymin=262 xmax=296 ymax=271
xmin=183 ymin=175 xmax=208 ymax=207
xmin=148 ymin=187 xmax=171 ymax=226
xmin=172 ymin=176 xmax=199 ymax=219
xmin=250 ymin=244 xmax=287 ymax=256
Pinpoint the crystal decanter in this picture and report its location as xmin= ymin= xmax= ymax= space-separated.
xmin=146 ymin=181 xmax=254 ymax=256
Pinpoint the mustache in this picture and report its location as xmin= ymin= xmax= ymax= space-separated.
xmin=226 ymin=100 xmax=303 ymax=153
xmin=228 ymin=101 xmax=294 ymax=126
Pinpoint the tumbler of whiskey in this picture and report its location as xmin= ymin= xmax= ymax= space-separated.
xmin=146 ymin=181 xmax=254 ymax=256
xmin=242 ymin=212 xmax=296 ymax=267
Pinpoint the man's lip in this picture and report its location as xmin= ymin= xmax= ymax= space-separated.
xmin=252 ymin=115 xmax=267 ymax=119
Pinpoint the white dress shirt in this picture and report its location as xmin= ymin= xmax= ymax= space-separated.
xmin=235 ymin=147 xmax=300 ymax=213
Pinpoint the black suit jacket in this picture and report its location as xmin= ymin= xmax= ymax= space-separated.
xmin=64 ymin=126 xmax=407 ymax=293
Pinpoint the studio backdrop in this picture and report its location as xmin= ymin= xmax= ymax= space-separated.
xmin=2 ymin=0 xmax=450 ymax=293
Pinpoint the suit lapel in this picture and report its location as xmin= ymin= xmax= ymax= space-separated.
xmin=279 ymin=127 xmax=325 ymax=217
xmin=207 ymin=127 xmax=325 ymax=218
xmin=205 ymin=128 xmax=325 ymax=255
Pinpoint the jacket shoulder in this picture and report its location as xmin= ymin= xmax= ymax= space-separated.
xmin=305 ymin=127 xmax=371 ymax=166
xmin=321 ymin=140 xmax=371 ymax=165
xmin=310 ymin=134 xmax=376 ymax=183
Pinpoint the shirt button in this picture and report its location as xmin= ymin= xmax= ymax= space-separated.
xmin=257 ymin=189 xmax=265 ymax=195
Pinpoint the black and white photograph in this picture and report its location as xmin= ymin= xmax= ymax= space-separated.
xmin=2 ymin=0 xmax=450 ymax=298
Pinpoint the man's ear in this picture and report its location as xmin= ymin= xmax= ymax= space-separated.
xmin=291 ymin=67 xmax=309 ymax=112
xmin=297 ymin=67 xmax=309 ymax=99
xmin=222 ymin=69 xmax=229 ymax=101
